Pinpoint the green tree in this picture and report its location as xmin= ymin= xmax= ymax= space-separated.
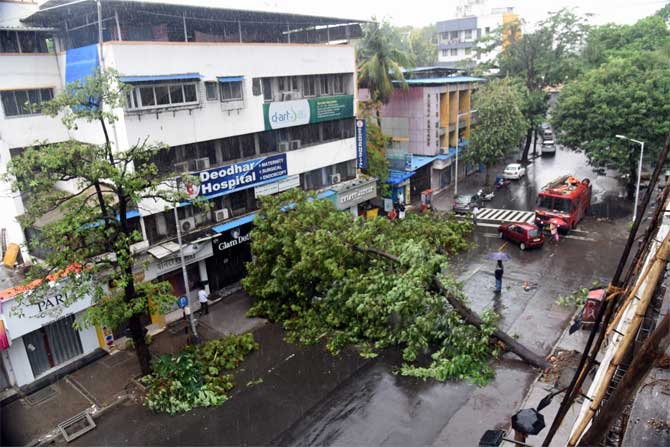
xmin=358 ymin=20 xmax=412 ymax=126
xmin=407 ymin=25 xmax=437 ymax=67
xmin=552 ymin=53 xmax=670 ymax=185
xmin=7 ymin=70 xmax=184 ymax=375
xmin=466 ymin=78 xmax=527 ymax=186
xmin=494 ymin=9 xmax=590 ymax=162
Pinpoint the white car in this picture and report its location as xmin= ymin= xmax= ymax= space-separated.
xmin=502 ymin=163 xmax=526 ymax=180
xmin=542 ymin=140 xmax=556 ymax=155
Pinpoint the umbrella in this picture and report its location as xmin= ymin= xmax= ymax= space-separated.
xmin=487 ymin=251 xmax=511 ymax=261
xmin=512 ymin=408 xmax=546 ymax=435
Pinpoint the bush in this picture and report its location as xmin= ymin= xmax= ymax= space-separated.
xmin=142 ymin=333 xmax=258 ymax=415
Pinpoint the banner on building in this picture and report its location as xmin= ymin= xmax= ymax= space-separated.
xmin=355 ymin=119 xmax=367 ymax=169
xmin=213 ymin=223 xmax=253 ymax=254
xmin=263 ymin=95 xmax=354 ymax=130
xmin=195 ymin=154 xmax=288 ymax=198
xmin=254 ymin=175 xmax=300 ymax=198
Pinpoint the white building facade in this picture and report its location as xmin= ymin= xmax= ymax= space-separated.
xmin=0 ymin=0 xmax=367 ymax=390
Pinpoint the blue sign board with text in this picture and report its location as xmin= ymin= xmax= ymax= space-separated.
xmin=177 ymin=296 xmax=188 ymax=309
xmin=196 ymin=154 xmax=288 ymax=198
xmin=355 ymin=119 xmax=367 ymax=169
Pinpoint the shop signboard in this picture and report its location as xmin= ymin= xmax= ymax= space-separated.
xmin=195 ymin=154 xmax=287 ymax=198
xmin=213 ymin=223 xmax=253 ymax=254
xmin=254 ymin=175 xmax=300 ymax=198
xmin=336 ymin=181 xmax=377 ymax=210
xmin=355 ymin=119 xmax=367 ymax=169
xmin=263 ymin=95 xmax=354 ymax=130
xmin=145 ymin=241 xmax=213 ymax=281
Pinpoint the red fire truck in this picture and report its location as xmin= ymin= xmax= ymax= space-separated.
xmin=535 ymin=175 xmax=592 ymax=233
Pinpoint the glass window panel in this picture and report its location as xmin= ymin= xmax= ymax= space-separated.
xmin=27 ymin=89 xmax=40 ymax=112
xmin=1 ymin=92 xmax=18 ymax=117
xmin=0 ymin=31 xmax=19 ymax=53
xmin=40 ymin=89 xmax=53 ymax=101
xmin=252 ymin=78 xmax=261 ymax=96
xmin=18 ymin=32 xmax=36 ymax=53
xmin=15 ymin=90 xmax=30 ymax=114
xmin=333 ymin=75 xmax=344 ymax=94
xmin=139 ymin=87 xmax=155 ymax=106
xmin=205 ymin=82 xmax=218 ymax=101
xmin=155 ymin=86 xmax=170 ymax=105
xmin=183 ymin=84 xmax=197 ymax=102
xmin=239 ymin=134 xmax=255 ymax=158
xmin=169 ymin=85 xmax=184 ymax=104
xmin=262 ymin=78 xmax=272 ymax=101
xmin=320 ymin=76 xmax=330 ymax=95
xmin=229 ymin=81 xmax=242 ymax=100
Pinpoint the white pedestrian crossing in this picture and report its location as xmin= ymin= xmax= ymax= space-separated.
xmin=473 ymin=208 xmax=535 ymax=224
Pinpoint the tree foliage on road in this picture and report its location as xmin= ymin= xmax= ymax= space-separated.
xmin=466 ymin=78 xmax=527 ymax=186
xmin=553 ymin=7 xmax=670 ymax=181
xmin=6 ymin=70 xmax=184 ymax=375
xmin=243 ymin=190 xmax=502 ymax=385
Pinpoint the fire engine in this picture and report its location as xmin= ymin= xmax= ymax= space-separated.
xmin=535 ymin=175 xmax=592 ymax=233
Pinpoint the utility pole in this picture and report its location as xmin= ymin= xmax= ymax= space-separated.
xmin=173 ymin=203 xmax=200 ymax=342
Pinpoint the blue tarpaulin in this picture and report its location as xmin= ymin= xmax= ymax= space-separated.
xmin=212 ymin=213 xmax=256 ymax=234
xmin=119 ymin=73 xmax=202 ymax=83
xmin=387 ymin=170 xmax=415 ymax=185
xmin=65 ymin=44 xmax=99 ymax=85
xmin=216 ymin=76 xmax=244 ymax=83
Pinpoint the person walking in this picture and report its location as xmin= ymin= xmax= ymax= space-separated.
xmin=198 ymin=285 xmax=209 ymax=316
xmin=550 ymin=222 xmax=559 ymax=243
xmin=494 ymin=260 xmax=504 ymax=293
xmin=472 ymin=205 xmax=479 ymax=226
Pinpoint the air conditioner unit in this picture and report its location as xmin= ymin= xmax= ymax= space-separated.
xmin=180 ymin=217 xmax=196 ymax=233
xmin=278 ymin=141 xmax=290 ymax=152
xmin=331 ymin=173 xmax=341 ymax=184
xmin=194 ymin=157 xmax=210 ymax=171
xmin=289 ymin=139 xmax=301 ymax=150
xmin=174 ymin=162 xmax=189 ymax=173
xmin=214 ymin=208 xmax=230 ymax=222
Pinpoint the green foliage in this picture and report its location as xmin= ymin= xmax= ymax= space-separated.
xmin=552 ymin=53 xmax=670 ymax=178
xmin=142 ymin=333 xmax=258 ymax=415
xmin=556 ymin=288 xmax=590 ymax=307
xmin=361 ymin=121 xmax=391 ymax=196
xmin=244 ymin=190 xmax=501 ymax=385
xmin=467 ymin=78 xmax=527 ymax=184
xmin=358 ymin=20 xmax=412 ymax=112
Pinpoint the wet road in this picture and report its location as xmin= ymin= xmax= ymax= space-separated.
xmin=277 ymin=147 xmax=632 ymax=447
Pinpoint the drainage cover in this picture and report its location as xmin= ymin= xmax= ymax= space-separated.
xmin=58 ymin=410 xmax=96 ymax=442
xmin=24 ymin=385 xmax=58 ymax=406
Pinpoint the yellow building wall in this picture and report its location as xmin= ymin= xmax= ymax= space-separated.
xmin=440 ymin=92 xmax=449 ymax=147
xmin=449 ymin=90 xmax=459 ymax=147
xmin=463 ymin=89 xmax=472 ymax=139
xmin=502 ymin=12 xmax=521 ymax=48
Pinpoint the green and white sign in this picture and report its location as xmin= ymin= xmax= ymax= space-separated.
xmin=263 ymin=95 xmax=354 ymax=130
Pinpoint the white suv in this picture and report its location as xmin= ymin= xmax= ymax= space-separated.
xmin=502 ymin=163 xmax=526 ymax=180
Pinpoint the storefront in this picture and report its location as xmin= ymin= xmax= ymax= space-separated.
xmin=207 ymin=220 xmax=253 ymax=293
xmin=331 ymin=176 xmax=378 ymax=217
xmin=0 ymin=286 xmax=100 ymax=387
xmin=387 ymin=170 xmax=414 ymax=205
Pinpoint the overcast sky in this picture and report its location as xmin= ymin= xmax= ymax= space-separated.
xmin=158 ymin=0 xmax=668 ymax=28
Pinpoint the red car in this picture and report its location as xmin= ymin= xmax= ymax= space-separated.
xmin=497 ymin=222 xmax=545 ymax=250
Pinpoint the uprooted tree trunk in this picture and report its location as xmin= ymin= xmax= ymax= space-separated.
xmin=355 ymin=246 xmax=551 ymax=370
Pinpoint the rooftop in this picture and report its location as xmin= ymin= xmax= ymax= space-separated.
xmin=393 ymin=76 xmax=485 ymax=86
xmin=0 ymin=1 xmax=52 ymax=31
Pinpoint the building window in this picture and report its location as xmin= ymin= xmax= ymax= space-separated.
xmin=126 ymin=82 xmax=199 ymax=110
xmin=464 ymin=29 xmax=472 ymax=40
xmin=219 ymin=81 xmax=243 ymax=102
xmin=1 ymin=88 xmax=53 ymax=117
xmin=0 ymin=30 xmax=50 ymax=53
xmin=441 ymin=49 xmax=448 ymax=57
xmin=252 ymin=78 xmax=262 ymax=96
xmin=450 ymin=31 xmax=459 ymax=39
xmin=262 ymin=78 xmax=273 ymax=101
xmin=440 ymin=32 xmax=448 ymax=40
xmin=333 ymin=74 xmax=344 ymax=94
xmin=465 ymin=48 xmax=472 ymax=56
xmin=303 ymin=76 xmax=317 ymax=97
xmin=205 ymin=82 xmax=219 ymax=101
xmin=450 ymin=48 xmax=458 ymax=56
xmin=320 ymin=75 xmax=331 ymax=95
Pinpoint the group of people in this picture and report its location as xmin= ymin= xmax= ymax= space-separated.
xmin=537 ymin=220 xmax=560 ymax=243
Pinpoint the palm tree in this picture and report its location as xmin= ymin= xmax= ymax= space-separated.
xmin=358 ymin=20 xmax=412 ymax=126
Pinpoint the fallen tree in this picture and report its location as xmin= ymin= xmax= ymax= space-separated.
xmin=244 ymin=190 xmax=548 ymax=384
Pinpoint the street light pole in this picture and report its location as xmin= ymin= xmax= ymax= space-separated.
xmin=616 ymin=135 xmax=645 ymax=223
xmin=173 ymin=203 xmax=200 ymax=342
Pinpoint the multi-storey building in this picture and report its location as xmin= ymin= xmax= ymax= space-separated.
xmin=436 ymin=0 xmax=519 ymax=66
xmin=360 ymin=67 xmax=482 ymax=203
xmin=0 ymin=0 xmax=369 ymax=389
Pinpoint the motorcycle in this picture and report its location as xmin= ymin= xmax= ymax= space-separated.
xmin=474 ymin=189 xmax=495 ymax=202
xmin=495 ymin=175 xmax=511 ymax=190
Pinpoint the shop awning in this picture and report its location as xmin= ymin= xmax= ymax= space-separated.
xmin=212 ymin=213 xmax=257 ymax=234
xmin=147 ymin=241 xmax=181 ymax=260
xmin=119 ymin=73 xmax=203 ymax=83
xmin=216 ymin=76 xmax=244 ymax=83
xmin=387 ymin=170 xmax=415 ymax=186
xmin=409 ymin=155 xmax=437 ymax=171
xmin=0 ymin=321 xmax=8 ymax=352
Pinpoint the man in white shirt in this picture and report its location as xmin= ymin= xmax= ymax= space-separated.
xmin=198 ymin=286 xmax=209 ymax=315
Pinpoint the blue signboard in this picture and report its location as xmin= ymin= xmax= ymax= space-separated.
xmin=196 ymin=154 xmax=288 ymax=198
xmin=177 ymin=296 xmax=188 ymax=309
xmin=355 ymin=119 xmax=367 ymax=169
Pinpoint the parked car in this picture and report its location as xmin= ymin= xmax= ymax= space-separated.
xmin=502 ymin=163 xmax=526 ymax=180
xmin=453 ymin=194 xmax=480 ymax=214
xmin=497 ymin=222 xmax=544 ymax=250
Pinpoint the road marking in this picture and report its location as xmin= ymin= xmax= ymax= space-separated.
xmin=498 ymin=241 xmax=508 ymax=251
